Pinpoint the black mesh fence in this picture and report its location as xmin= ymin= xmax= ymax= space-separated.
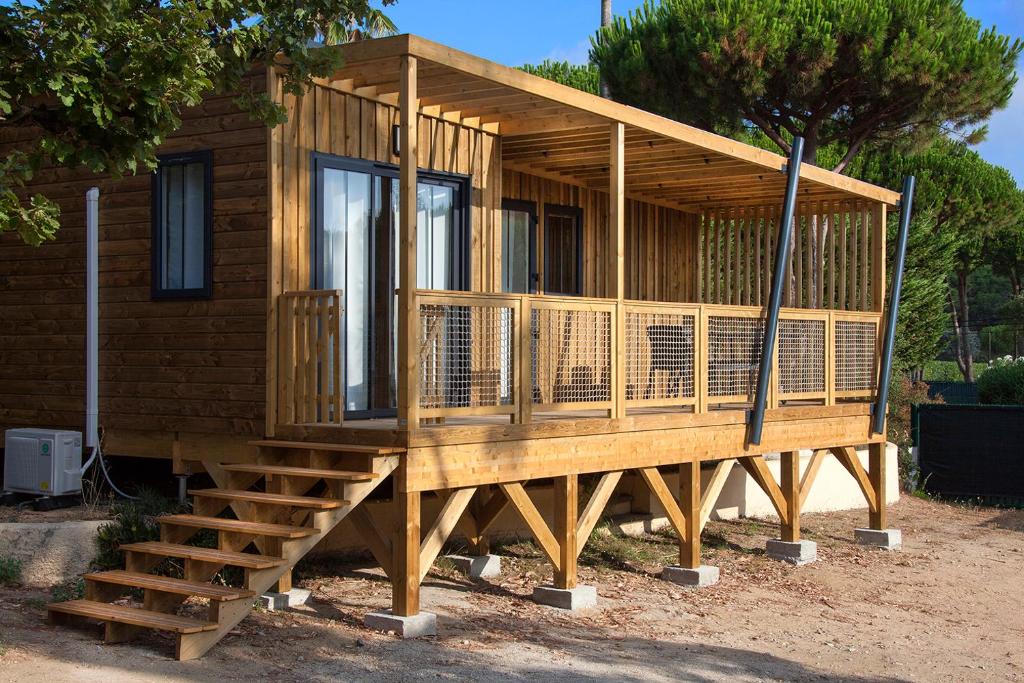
xmin=916 ymin=404 xmax=1024 ymax=506
xmin=925 ymin=381 xmax=978 ymax=405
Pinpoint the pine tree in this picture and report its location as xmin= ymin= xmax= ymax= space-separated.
xmin=591 ymin=0 xmax=1021 ymax=171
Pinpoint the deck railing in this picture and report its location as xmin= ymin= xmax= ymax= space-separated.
xmin=416 ymin=290 xmax=879 ymax=425
xmin=277 ymin=290 xmax=343 ymax=425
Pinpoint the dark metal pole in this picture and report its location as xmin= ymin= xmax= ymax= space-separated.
xmin=748 ymin=137 xmax=804 ymax=445
xmin=872 ymin=176 xmax=916 ymax=435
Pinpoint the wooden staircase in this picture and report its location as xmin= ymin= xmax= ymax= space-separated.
xmin=47 ymin=442 xmax=402 ymax=660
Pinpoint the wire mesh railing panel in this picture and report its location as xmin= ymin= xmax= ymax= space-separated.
xmin=625 ymin=309 xmax=695 ymax=404
xmin=778 ymin=318 xmax=826 ymax=395
xmin=707 ymin=315 xmax=765 ymax=400
xmin=835 ymin=320 xmax=877 ymax=392
xmin=531 ymin=306 xmax=612 ymax=406
xmin=418 ymin=302 xmax=515 ymax=411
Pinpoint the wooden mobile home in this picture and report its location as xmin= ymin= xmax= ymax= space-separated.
xmin=0 ymin=35 xmax=909 ymax=658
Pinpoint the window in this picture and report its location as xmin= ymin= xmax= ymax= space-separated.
xmin=311 ymin=153 xmax=470 ymax=416
xmin=501 ymin=199 xmax=536 ymax=294
xmin=543 ymin=204 xmax=583 ymax=296
xmin=151 ymin=150 xmax=212 ymax=299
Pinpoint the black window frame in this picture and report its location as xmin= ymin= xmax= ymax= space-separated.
xmin=310 ymin=152 xmax=472 ymax=292
xmin=150 ymin=149 xmax=214 ymax=300
xmin=542 ymin=203 xmax=584 ymax=296
xmin=500 ymin=198 xmax=538 ymax=294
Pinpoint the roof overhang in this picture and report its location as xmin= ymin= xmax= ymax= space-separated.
xmin=316 ymin=34 xmax=901 ymax=212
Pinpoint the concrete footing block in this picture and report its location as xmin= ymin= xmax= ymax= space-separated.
xmin=661 ymin=564 xmax=720 ymax=587
xmin=444 ymin=554 xmax=502 ymax=578
xmin=259 ymin=588 xmax=311 ymax=611
xmin=854 ymin=528 xmax=902 ymax=550
xmin=363 ymin=610 xmax=437 ymax=638
xmin=532 ymin=584 xmax=597 ymax=610
xmin=766 ymin=539 xmax=817 ymax=565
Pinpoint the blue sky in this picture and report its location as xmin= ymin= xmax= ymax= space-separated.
xmin=387 ymin=0 xmax=1024 ymax=184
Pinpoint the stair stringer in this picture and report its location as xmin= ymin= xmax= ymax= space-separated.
xmin=176 ymin=454 xmax=399 ymax=660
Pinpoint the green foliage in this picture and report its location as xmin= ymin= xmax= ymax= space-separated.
xmin=985 ymin=224 xmax=1024 ymax=299
xmin=0 ymin=0 xmax=396 ymax=245
xmin=94 ymin=489 xmax=184 ymax=570
xmin=889 ymin=208 xmax=958 ymax=370
xmin=977 ymin=356 xmax=1024 ymax=404
xmin=592 ymin=0 xmax=1021 ymax=169
xmin=519 ymin=60 xmax=600 ymax=95
xmin=923 ymin=360 xmax=968 ymax=382
xmin=855 ymin=138 xmax=1022 ymax=374
xmin=0 ymin=555 xmax=23 ymax=586
xmin=886 ymin=373 xmax=940 ymax=490
xmin=50 ymin=577 xmax=85 ymax=602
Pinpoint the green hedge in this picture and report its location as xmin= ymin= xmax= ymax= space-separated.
xmin=977 ymin=357 xmax=1024 ymax=405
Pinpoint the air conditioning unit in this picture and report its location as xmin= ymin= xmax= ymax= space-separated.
xmin=3 ymin=428 xmax=83 ymax=496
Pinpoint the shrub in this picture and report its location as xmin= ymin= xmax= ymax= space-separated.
xmin=0 ymin=555 xmax=23 ymax=586
xmin=887 ymin=373 xmax=942 ymax=491
xmin=50 ymin=577 xmax=85 ymax=602
xmin=977 ymin=356 xmax=1024 ymax=405
xmin=94 ymin=488 xmax=184 ymax=571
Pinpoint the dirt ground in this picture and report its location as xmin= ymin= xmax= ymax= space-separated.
xmin=1 ymin=495 xmax=1021 ymax=682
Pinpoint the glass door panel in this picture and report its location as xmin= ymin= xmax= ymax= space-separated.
xmin=315 ymin=154 xmax=467 ymax=418
xmin=321 ymin=167 xmax=372 ymax=412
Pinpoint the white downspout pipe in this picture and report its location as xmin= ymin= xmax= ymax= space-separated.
xmin=85 ymin=187 xmax=99 ymax=455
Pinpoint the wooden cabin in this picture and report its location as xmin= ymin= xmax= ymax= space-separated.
xmin=0 ymin=35 xmax=905 ymax=658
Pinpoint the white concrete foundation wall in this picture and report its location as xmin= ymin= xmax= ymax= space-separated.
xmin=0 ymin=520 xmax=105 ymax=587
xmin=313 ymin=443 xmax=900 ymax=555
xmin=709 ymin=443 xmax=898 ymax=522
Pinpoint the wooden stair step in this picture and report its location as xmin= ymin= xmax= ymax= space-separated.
xmin=221 ymin=463 xmax=379 ymax=481
xmin=160 ymin=514 xmax=319 ymax=539
xmin=85 ymin=570 xmax=255 ymax=601
xmin=188 ymin=488 xmax=347 ymax=510
xmin=48 ymin=600 xmax=218 ymax=634
xmin=119 ymin=542 xmax=286 ymax=570
xmin=248 ymin=439 xmax=405 ymax=455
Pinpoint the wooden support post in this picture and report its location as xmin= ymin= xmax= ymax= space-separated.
xmin=678 ymin=461 xmax=701 ymax=569
xmin=397 ymin=53 xmax=419 ymax=429
xmin=275 ymin=570 xmax=292 ymax=593
xmin=869 ymin=442 xmax=887 ymax=529
xmin=393 ymin=489 xmax=421 ymax=617
xmin=553 ymin=475 xmax=578 ymax=589
xmin=610 ymin=123 xmax=626 ymax=419
xmin=780 ymin=451 xmax=800 ymax=542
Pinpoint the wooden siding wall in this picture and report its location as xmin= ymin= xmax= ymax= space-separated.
xmin=267 ymin=77 xmax=503 ymax=431
xmin=271 ymin=79 xmax=503 ymax=294
xmin=0 ymin=76 xmax=268 ymax=449
xmin=502 ymin=170 xmax=699 ymax=302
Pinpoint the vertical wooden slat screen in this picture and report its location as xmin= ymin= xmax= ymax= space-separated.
xmin=277 ymin=290 xmax=343 ymax=427
xmin=698 ymin=201 xmax=879 ymax=312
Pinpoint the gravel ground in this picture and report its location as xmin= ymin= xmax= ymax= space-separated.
xmin=1 ymin=495 xmax=1021 ymax=682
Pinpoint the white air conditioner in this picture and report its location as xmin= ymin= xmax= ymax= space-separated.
xmin=3 ymin=428 xmax=83 ymax=496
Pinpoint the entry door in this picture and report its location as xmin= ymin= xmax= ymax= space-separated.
xmin=313 ymin=154 xmax=467 ymax=418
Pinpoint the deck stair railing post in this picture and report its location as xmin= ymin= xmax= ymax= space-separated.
xmin=871 ymin=176 xmax=916 ymax=434
xmin=748 ymin=136 xmax=804 ymax=445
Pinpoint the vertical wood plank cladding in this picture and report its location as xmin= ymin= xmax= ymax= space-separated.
xmin=501 ymin=170 xmax=697 ymax=302
xmin=0 ymin=77 xmax=269 ymax=442
xmin=696 ymin=200 xmax=880 ymax=310
xmin=273 ymin=82 xmax=501 ymax=295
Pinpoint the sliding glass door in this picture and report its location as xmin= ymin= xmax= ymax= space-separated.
xmin=313 ymin=154 xmax=468 ymax=417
